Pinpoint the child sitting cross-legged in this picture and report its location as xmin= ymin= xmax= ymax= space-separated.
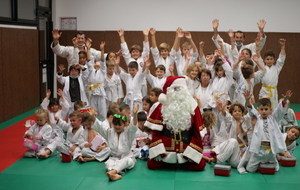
xmin=77 ymin=112 xmax=111 ymax=162
xmin=93 ymin=105 xmax=139 ymax=181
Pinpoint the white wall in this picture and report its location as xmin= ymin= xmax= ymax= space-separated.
xmin=53 ymin=0 xmax=300 ymax=32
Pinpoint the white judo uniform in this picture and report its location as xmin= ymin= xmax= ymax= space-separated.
xmin=233 ymin=59 xmax=266 ymax=106
xmin=170 ymin=48 xmax=199 ymax=76
xmin=184 ymin=75 xmax=200 ymax=96
xmin=119 ymin=70 xmax=146 ymax=115
xmin=78 ymin=128 xmax=111 ymax=162
xmin=146 ymin=74 xmax=166 ymax=89
xmin=24 ymin=123 xmax=52 ymax=157
xmin=93 ymin=118 xmax=138 ymax=173
xmin=131 ymin=127 xmax=152 ymax=158
xmin=245 ymin=103 xmax=287 ymax=173
xmin=86 ymin=59 xmax=107 ymax=118
xmin=150 ymin=47 xmax=175 ymax=77
xmin=51 ymin=42 xmax=101 ymax=68
xmin=212 ymin=34 xmax=267 ymax=64
xmin=40 ymin=98 xmax=70 ymax=143
xmin=259 ymin=54 xmax=286 ymax=109
xmin=104 ymin=73 xmax=124 ymax=109
xmin=208 ymin=61 xmax=233 ymax=107
xmin=47 ymin=119 xmax=84 ymax=160
xmin=195 ymin=83 xmax=214 ymax=113
xmin=120 ymin=42 xmax=149 ymax=97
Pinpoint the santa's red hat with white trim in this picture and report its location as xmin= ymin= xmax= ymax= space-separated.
xmin=159 ymin=76 xmax=187 ymax=104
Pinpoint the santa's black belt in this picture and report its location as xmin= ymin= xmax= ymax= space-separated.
xmin=162 ymin=128 xmax=192 ymax=144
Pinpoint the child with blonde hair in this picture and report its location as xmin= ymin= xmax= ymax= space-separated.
xmin=23 ymin=109 xmax=52 ymax=158
xmin=184 ymin=63 xmax=201 ymax=96
xmin=149 ymin=28 xmax=175 ymax=77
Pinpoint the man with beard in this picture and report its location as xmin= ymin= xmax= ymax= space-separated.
xmin=145 ymin=76 xmax=206 ymax=171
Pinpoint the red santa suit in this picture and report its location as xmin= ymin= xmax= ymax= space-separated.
xmin=145 ymin=76 xmax=206 ymax=171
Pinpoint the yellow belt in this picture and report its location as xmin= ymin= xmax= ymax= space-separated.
xmin=88 ymin=82 xmax=103 ymax=91
xmin=262 ymin=84 xmax=277 ymax=98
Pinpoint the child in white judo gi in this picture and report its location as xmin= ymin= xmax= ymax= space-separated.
xmin=118 ymin=28 xmax=149 ymax=97
xmin=149 ymin=27 xmax=175 ymax=77
xmin=116 ymin=59 xmax=146 ymax=115
xmin=40 ymin=88 xmax=70 ymax=144
xmin=170 ymin=27 xmax=199 ymax=76
xmin=93 ymin=105 xmax=139 ymax=181
xmin=277 ymin=126 xmax=300 ymax=159
xmin=37 ymin=111 xmax=84 ymax=160
xmin=23 ymin=109 xmax=52 ymax=158
xmin=77 ymin=112 xmax=110 ymax=162
xmin=259 ymin=39 xmax=286 ymax=109
xmin=86 ymin=41 xmax=107 ymax=118
xmin=244 ymin=89 xmax=292 ymax=173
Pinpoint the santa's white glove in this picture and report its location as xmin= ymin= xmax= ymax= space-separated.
xmin=154 ymin=156 xmax=162 ymax=162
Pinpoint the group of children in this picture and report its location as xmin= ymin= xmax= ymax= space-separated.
xmin=22 ymin=20 xmax=300 ymax=181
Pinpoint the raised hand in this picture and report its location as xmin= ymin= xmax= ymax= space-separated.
xmin=57 ymin=88 xmax=63 ymax=97
xmin=243 ymin=90 xmax=252 ymax=101
xmin=133 ymin=104 xmax=140 ymax=114
xmin=216 ymin=100 xmax=224 ymax=112
xmin=46 ymin=89 xmax=51 ymax=98
xmin=199 ymin=41 xmax=205 ymax=47
xmin=118 ymin=28 xmax=124 ymax=37
xmin=100 ymin=41 xmax=105 ymax=51
xmin=72 ymin=37 xmax=78 ymax=48
xmin=144 ymin=55 xmax=151 ymax=67
xmin=58 ymin=64 xmax=65 ymax=73
xmin=116 ymin=49 xmax=122 ymax=57
xmin=252 ymin=54 xmax=258 ymax=63
xmin=278 ymin=38 xmax=286 ymax=46
xmin=185 ymin=32 xmax=192 ymax=40
xmin=169 ymin=64 xmax=174 ymax=72
xmin=255 ymin=37 xmax=261 ymax=47
xmin=143 ymin=29 xmax=149 ymax=36
xmin=52 ymin=29 xmax=62 ymax=40
xmin=115 ymin=56 xmax=120 ymax=65
xmin=149 ymin=28 xmax=156 ymax=36
xmin=176 ymin=27 xmax=184 ymax=38
xmin=85 ymin=38 xmax=92 ymax=49
xmin=184 ymin=51 xmax=191 ymax=60
xmin=257 ymin=19 xmax=266 ymax=32
xmin=212 ymin=19 xmax=219 ymax=30
xmin=88 ymin=107 xmax=96 ymax=116
xmin=228 ymin=29 xmax=234 ymax=38
xmin=282 ymin=90 xmax=293 ymax=101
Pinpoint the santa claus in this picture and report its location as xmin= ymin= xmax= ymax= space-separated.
xmin=145 ymin=76 xmax=206 ymax=171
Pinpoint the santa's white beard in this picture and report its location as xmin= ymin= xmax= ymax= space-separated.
xmin=161 ymin=87 xmax=195 ymax=132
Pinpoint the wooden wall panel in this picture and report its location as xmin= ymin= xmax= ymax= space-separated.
xmin=1 ymin=28 xmax=39 ymax=121
xmin=53 ymin=30 xmax=300 ymax=103
xmin=0 ymin=29 xmax=3 ymax=123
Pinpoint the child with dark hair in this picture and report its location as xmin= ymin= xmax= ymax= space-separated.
xmin=40 ymin=89 xmax=70 ymax=144
xmin=144 ymin=56 xmax=171 ymax=89
xmin=57 ymin=62 xmax=89 ymax=114
xmin=118 ymin=28 xmax=149 ymax=97
xmin=93 ymin=105 xmax=139 ymax=181
xmin=277 ymin=126 xmax=300 ymax=160
xmin=131 ymin=111 xmax=151 ymax=159
xmin=116 ymin=55 xmax=146 ymax=115
xmin=148 ymin=88 xmax=162 ymax=116
xmin=259 ymin=39 xmax=286 ymax=109
xmin=142 ymin=95 xmax=153 ymax=115
xmin=243 ymin=89 xmax=292 ymax=173
xmin=77 ymin=112 xmax=110 ymax=163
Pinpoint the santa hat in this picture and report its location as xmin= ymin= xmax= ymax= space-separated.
xmin=159 ymin=76 xmax=187 ymax=104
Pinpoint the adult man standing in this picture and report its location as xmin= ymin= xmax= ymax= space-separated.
xmin=51 ymin=29 xmax=101 ymax=68
xmin=145 ymin=76 xmax=206 ymax=171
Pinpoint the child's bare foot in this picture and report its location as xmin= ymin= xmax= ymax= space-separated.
xmin=83 ymin=157 xmax=96 ymax=162
xmin=110 ymin=174 xmax=122 ymax=181
xmin=37 ymin=152 xmax=49 ymax=159
xmin=107 ymin=169 xmax=122 ymax=181
xmin=77 ymin=156 xmax=86 ymax=163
